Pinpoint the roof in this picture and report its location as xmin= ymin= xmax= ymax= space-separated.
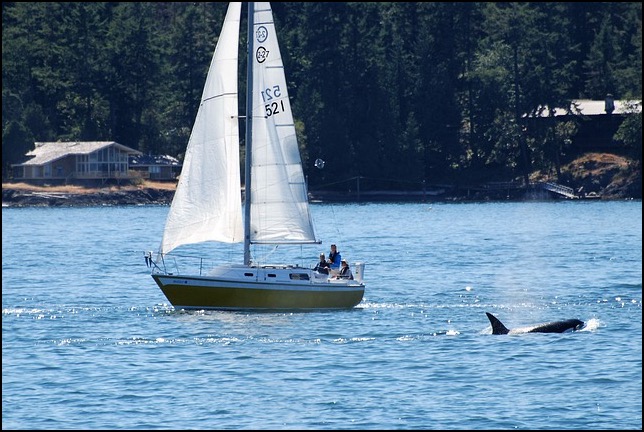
xmin=16 ymin=141 xmax=142 ymax=166
xmin=526 ymin=99 xmax=642 ymax=118
xmin=129 ymin=154 xmax=181 ymax=166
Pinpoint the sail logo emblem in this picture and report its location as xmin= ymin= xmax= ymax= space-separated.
xmin=256 ymin=26 xmax=268 ymax=43
xmin=255 ymin=25 xmax=269 ymax=63
xmin=256 ymin=46 xmax=269 ymax=63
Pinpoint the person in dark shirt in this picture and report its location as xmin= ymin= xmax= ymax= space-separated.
xmin=314 ymin=253 xmax=330 ymax=275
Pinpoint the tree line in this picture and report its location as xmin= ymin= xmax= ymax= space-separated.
xmin=2 ymin=2 xmax=642 ymax=190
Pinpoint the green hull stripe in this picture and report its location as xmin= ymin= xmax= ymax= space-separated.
xmin=152 ymin=275 xmax=364 ymax=310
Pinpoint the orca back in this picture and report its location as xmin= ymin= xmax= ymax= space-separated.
xmin=528 ymin=319 xmax=585 ymax=333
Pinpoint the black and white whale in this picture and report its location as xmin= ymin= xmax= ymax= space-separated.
xmin=486 ymin=312 xmax=584 ymax=335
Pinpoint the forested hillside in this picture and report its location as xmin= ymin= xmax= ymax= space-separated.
xmin=2 ymin=2 xmax=642 ymax=190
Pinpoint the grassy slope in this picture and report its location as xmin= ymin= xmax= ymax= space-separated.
xmin=529 ymin=152 xmax=641 ymax=198
xmin=1 ymin=180 xmax=176 ymax=194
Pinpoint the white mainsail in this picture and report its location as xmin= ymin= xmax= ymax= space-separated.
xmin=248 ymin=2 xmax=318 ymax=244
xmin=160 ymin=2 xmax=244 ymax=255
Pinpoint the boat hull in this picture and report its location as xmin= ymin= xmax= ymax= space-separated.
xmin=152 ymin=273 xmax=365 ymax=310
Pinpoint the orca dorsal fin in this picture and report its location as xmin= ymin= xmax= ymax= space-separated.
xmin=486 ymin=312 xmax=510 ymax=335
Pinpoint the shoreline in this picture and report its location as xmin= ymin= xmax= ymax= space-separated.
xmin=2 ymin=182 xmax=639 ymax=208
xmin=2 ymin=185 xmax=175 ymax=208
xmin=3 ymin=152 xmax=640 ymax=207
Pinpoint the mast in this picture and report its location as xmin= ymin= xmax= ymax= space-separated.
xmin=243 ymin=2 xmax=254 ymax=266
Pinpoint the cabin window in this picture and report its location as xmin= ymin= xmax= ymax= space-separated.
xmin=244 ymin=273 xmax=254 ymax=277
xmin=289 ymin=273 xmax=310 ymax=281
xmin=267 ymin=274 xmax=277 ymax=278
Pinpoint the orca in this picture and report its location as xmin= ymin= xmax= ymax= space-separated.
xmin=486 ymin=312 xmax=584 ymax=335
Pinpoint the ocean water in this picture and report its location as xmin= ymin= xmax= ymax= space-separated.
xmin=2 ymin=201 xmax=642 ymax=430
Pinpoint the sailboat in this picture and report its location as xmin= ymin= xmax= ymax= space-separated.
xmin=148 ymin=2 xmax=366 ymax=310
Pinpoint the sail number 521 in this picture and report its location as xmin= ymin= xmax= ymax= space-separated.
xmin=261 ymin=85 xmax=286 ymax=117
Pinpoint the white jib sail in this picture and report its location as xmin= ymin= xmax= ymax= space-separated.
xmin=249 ymin=2 xmax=318 ymax=244
xmin=160 ymin=2 xmax=244 ymax=255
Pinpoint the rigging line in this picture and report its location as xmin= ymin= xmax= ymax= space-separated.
xmin=315 ymin=176 xmax=425 ymax=189
xmin=329 ymin=203 xmax=342 ymax=238
xmin=250 ymin=244 xmax=279 ymax=265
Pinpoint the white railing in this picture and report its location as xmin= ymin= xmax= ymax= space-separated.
xmin=542 ymin=182 xmax=578 ymax=199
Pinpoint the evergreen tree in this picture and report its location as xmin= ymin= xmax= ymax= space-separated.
xmin=2 ymin=2 xmax=641 ymax=186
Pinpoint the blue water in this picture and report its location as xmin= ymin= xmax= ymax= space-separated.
xmin=2 ymin=201 xmax=642 ymax=430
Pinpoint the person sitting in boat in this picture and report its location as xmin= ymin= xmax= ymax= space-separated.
xmin=327 ymin=244 xmax=342 ymax=273
xmin=313 ymin=253 xmax=330 ymax=275
xmin=335 ymin=259 xmax=353 ymax=280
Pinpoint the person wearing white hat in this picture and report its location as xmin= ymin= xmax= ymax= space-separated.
xmin=335 ymin=258 xmax=353 ymax=280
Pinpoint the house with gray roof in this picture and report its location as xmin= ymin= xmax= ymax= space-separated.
xmin=524 ymin=97 xmax=641 ymax=154
xmin=11 ymin=141 xmax=142 ymax=185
